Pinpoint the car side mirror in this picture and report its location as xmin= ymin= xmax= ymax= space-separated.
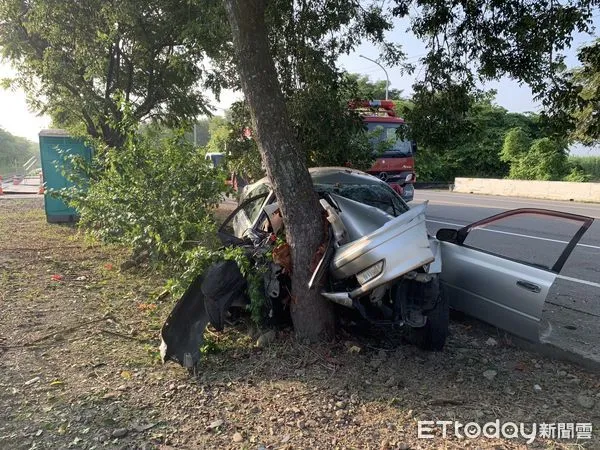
xmin=436 ymin=228 xmax=458 ymax=243
xmin=411 ymin=140 xmax=417 ymax=154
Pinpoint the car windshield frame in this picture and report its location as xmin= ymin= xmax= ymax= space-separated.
xmin=314 ymin=181 xmax=409 ymax=217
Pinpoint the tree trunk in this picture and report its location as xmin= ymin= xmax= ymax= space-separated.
xmin=223 ymin=0 xmax=334 ymax=341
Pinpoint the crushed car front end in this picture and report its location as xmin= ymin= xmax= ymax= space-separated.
xmin=160 ymin=167 xmax=450 ymax=370
xmin=323 ymin=201 xmax=434 ymax=300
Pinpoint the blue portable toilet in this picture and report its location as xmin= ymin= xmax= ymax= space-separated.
xmin=39 ymin=129 xmax=93 ymax=223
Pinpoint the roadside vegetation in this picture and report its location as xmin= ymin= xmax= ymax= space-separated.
xmin=401 ymin=91 xmax=598 ymax=183
xmin=53 ymin=122 xmax=236 ymax=296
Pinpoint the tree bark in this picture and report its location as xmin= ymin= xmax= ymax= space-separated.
xmin=223 ymin=0 xmax=334 ymax=341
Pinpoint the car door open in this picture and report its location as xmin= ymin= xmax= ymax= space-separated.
xmin=435 ymin=208 xmax=594 ymax=342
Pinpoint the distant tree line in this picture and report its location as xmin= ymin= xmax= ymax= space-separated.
xmin=0 ymin=128 xmax=38 ymax=175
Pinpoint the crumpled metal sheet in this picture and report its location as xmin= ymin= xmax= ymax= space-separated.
xmin=328 ymin=193 xmax=394 ymax=242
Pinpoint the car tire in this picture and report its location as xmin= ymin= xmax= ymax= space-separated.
xmin=408 ymin=277 xmax=449 ymax=351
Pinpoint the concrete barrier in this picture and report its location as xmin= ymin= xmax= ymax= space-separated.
xmin=453 ymin=178 xmax=600 ymax=203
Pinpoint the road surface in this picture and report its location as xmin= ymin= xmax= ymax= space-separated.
xmin=415 ymin=190 xmax=600 ymax=366
xmin=1 ymin=176 xmax=40 ymax=194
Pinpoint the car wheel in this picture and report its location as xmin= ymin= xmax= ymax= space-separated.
xmin=408 ymin=277 xmax=449 ymax=351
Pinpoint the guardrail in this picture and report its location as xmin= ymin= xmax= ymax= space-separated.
xmin=453 ymin=178 xmax=600 ymax=203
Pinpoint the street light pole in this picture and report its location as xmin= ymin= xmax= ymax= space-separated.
xmin=359 ymin=55 xmax=389 ymax=100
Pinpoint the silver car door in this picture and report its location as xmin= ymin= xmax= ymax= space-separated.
xmin=436 ymin=208 xmax=593 ymax=342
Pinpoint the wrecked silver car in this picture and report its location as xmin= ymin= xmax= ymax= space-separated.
xmin=160 ymin=167 xmax=594 ymax=370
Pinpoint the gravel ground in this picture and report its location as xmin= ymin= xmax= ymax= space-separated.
xmin=1 ymin=198 xmax=599 ymax=449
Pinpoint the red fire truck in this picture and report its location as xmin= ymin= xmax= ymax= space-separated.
xmin=351 ymin=100 xmax=417 ymax=202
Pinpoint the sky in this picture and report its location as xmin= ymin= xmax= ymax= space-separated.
xmin=0 ymin=65 xmax=50 ymax=140
xmin=0 ymin=13 xmax=599 ymax=155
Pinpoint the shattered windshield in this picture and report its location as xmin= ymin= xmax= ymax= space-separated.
xmin=314 ymin=183 xmax=409 ymax=217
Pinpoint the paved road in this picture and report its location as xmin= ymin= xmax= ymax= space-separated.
xmin=1 ymin=180 xmax=40 ymax=194
xmin=414 ymin=190 xmax=600 ymax=366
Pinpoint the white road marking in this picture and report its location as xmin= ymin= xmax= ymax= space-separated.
xmin=427 ymin=218 xmax=600 ymax=289
xmin=426 ymin=219 xmax=600 ymax=251
xmin=418 ymin=193 xmax=600 ymax=218
xmin=418 ymin=199 xmax=508 ymax=210
xmin=556 ymin=275 xmax=600 ymax=289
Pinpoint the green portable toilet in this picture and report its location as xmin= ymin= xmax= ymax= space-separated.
xmin=39 ymin=129 xmax=93 ymax=223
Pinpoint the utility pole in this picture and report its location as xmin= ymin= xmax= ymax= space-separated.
xmin=359 ymin=54 xmax=389 ymax=100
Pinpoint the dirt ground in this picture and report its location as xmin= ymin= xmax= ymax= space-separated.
xmin=1 ymin=198 xmax=599 ymax=450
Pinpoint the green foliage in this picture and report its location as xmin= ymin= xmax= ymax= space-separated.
xmin=266 ymin=1 xmax=405 ymax=98
xmin=190 ymin=120 xmax=211 ymax=148
xmin=402 ymin=83 xmax=477 ymax=153
xmin=60 ymin=124 xmax=227 ymax=277
xmin=232 ymin=0 xmax=595 ymax=184
xmin=502 ymin=134 xmax=569 ymax=181
xmin=205 ymin=0 xmax=407 ymax=181
xmin=205 ymin=116 xmax=231 ymax=155
xmin=52 ymin=117 xmax=279 ymax=321
xmin=291 ymin=85 xmax=375 ymax=171
xmin=205 ymin=102 xmax=264 ymax=182
xmin=224 ymin=1 xmax=408 ymax=173
xmin=545 ymin=39 xmax=600 ymax=145
xmin=413 ymin=146 xmax=447 ymax=182
xmin=390 ymin=1 xmax=595 ymax=165
xmin=209 ymin=98 xmax=375 ymax=182
xmin=170 ymin=244 xmax=268 ymax=325
xmin=0 ymin=127 xmax=38 ymax=174
xmin=407 ymin=91 xmax=543 ymax=181
xmin=564 ymin=165 xmax=591 ymax=182
xmin=393 ymin=0 xmax=594 ymax=97
xmin=500 ymin=128 xmax=532 ymax=164
xmin=568 ymin=155 xmax=600 ymax=181
xmin=497 ymin=125 xmax=596 ymax=183
xmin=54 ymin=118 xmax=270 ymax=324
xmin=214 ymin=79 xmax=563 ymax=184
xmin=0 ymin=0 xmax=229 ymax=147
xmin=214 ymin=71 xmax=415 ymax=179
xmin=166 ymin=246 xmax=223 ymax=298
xmin=217 ymin=245 xmax=271 ymax=326
xmin=529 ymin=139 xmax=569 ymax=181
